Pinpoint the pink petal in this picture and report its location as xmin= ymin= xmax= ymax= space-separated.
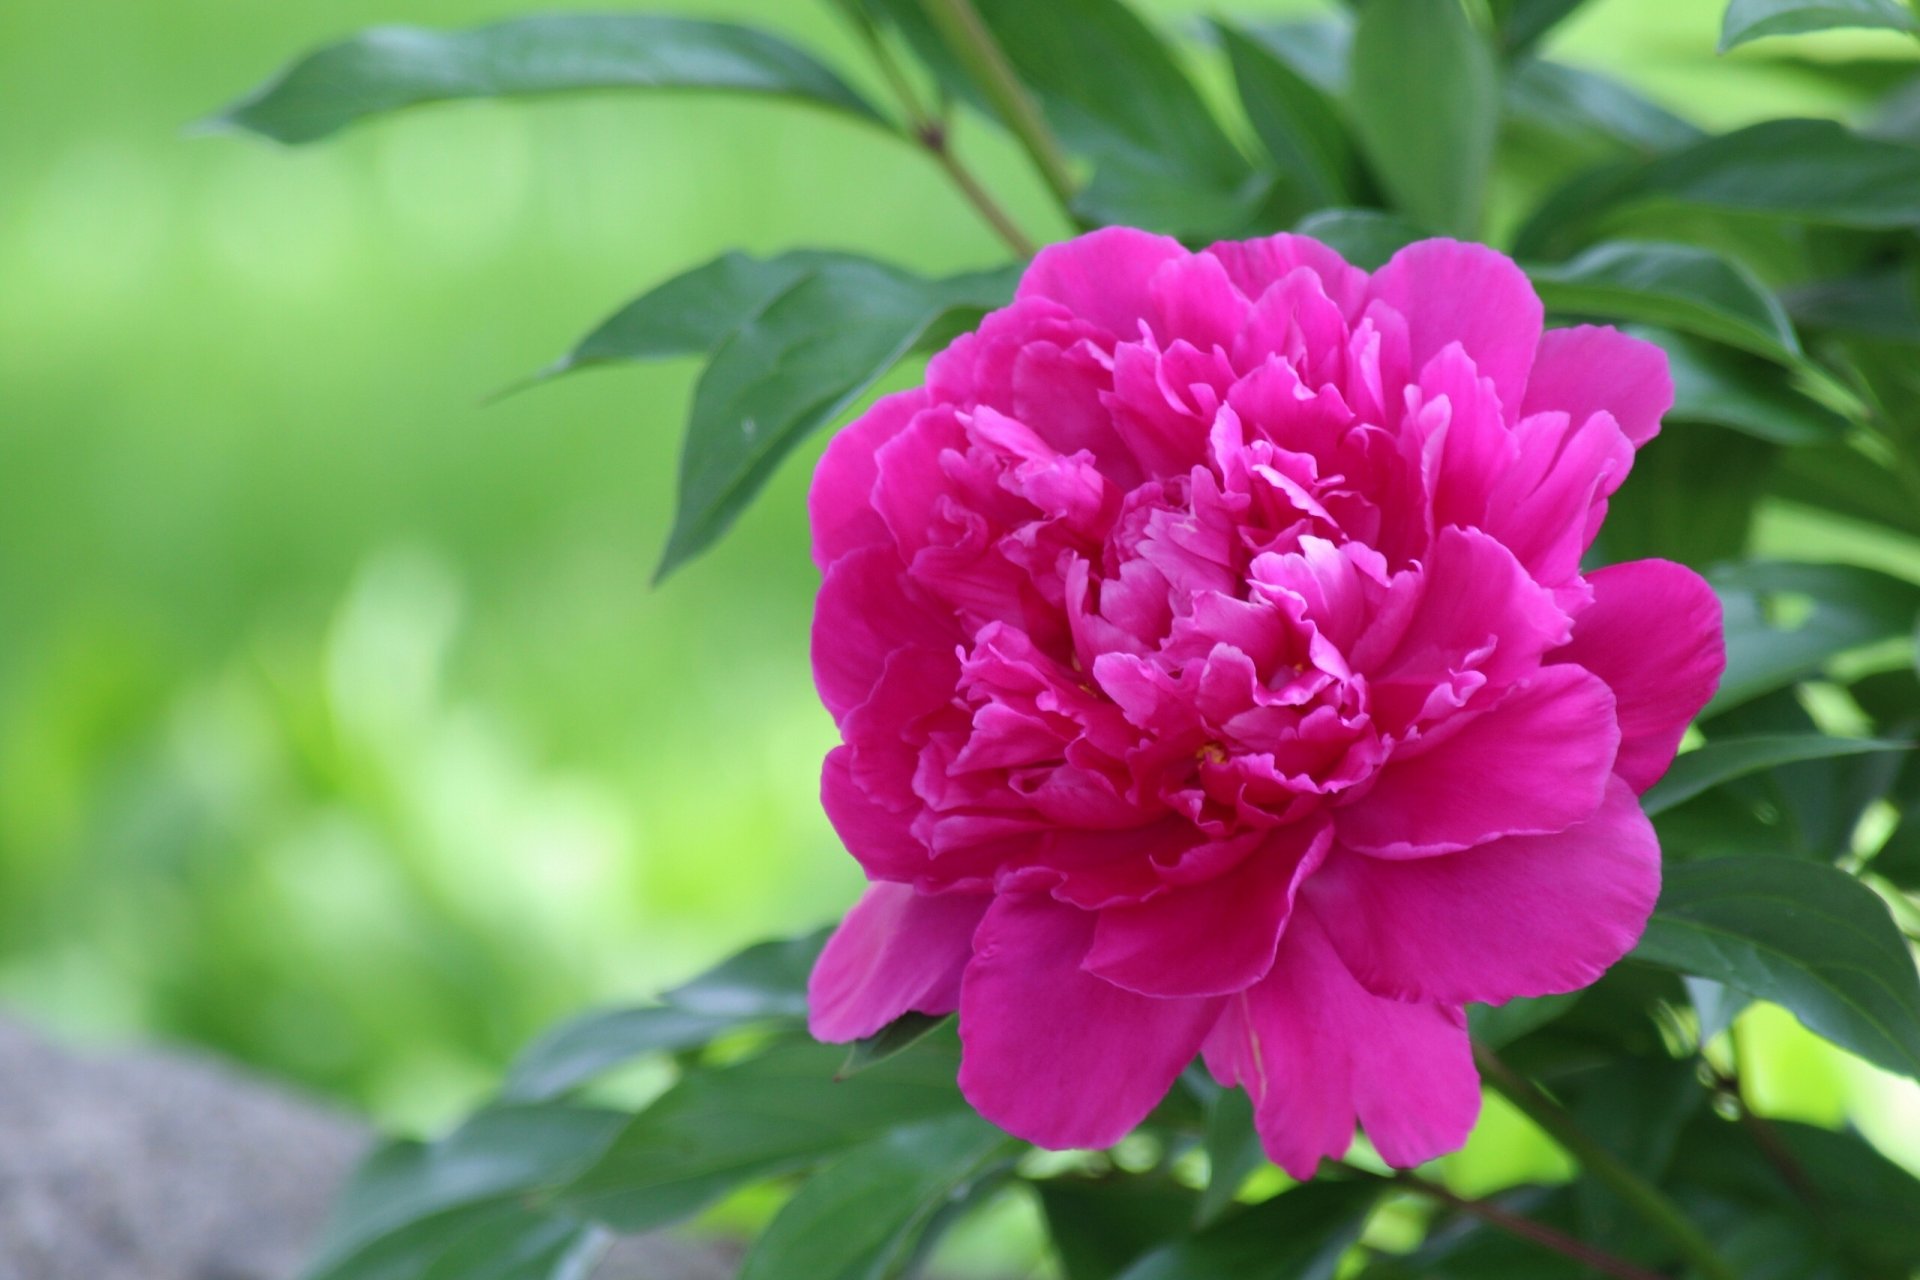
xmin=958 ymin=894 xmax=1223 ymax=1149
xmin=821 ymin=747 xmax=929 ymax=882
xmin=1084 ymin=819 xmax=1332 ymax=998
xmin=811 ymin=545 xmax=957 ymax=723
xmin=1522 ymin=325 xmax=1672 ymax=448
xmin=1368 ymin=525 xmax=1571 ymax=691
xmin=1203 ymin=233 xmax=1369 ymax=316
xmin=1551 ymin=559 xmax=1726 ymax=792
xmin=1203 ymin=907 xmax=1480 ymax=1177
xmin=809 ymin=882 xmax=989 ymax=1041
xmin=1308 ymin=776 xmax=1660 ymax=1005
xmin=1017 ymin=228 xmax=1189 ymax=340
xmin=810 ymin=389 xmax=927 ymax=569
xmin=1148 ymin=251 xmax=1250 ymax=352
xmin=1337 ymin=665 xmax=1620 ymax=857
xmin=1368 ymin=240 xmax=1544 ymax=421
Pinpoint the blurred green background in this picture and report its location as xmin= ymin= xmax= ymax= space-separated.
xmin=3 ymin=0 xmax=1917 ymax=1177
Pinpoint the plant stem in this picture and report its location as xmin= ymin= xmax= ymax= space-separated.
xmin=836 ymin=2 xmax=1036 ymax=257
xmin=1335 ymin=1162 xmax=1667 ymax=1280
xmin=918 ymin=0 xmax=1082 ymax=223
xmin=1712 ymin=1030 xmax=1819 ymax=1207
xmin=1474 ymin=1044 xmax=1738 ymax=1280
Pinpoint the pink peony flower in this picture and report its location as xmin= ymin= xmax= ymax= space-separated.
xmin=804 ymin=229 xmax=1725 ymax=1176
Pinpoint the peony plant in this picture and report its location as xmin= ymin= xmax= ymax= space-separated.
xmin=215 ymin=2 xmax=1920 ymax=1278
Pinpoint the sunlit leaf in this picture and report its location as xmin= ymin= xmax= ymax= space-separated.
xmin=211 ymin=15 xmax=885 ymax=145
xmin=1719 ymin=0 xmax=1919 ymax=52
xmin=1644 ymin=735 xmax=1910 ymax=816
xmin=1635 ymin=326 xmax=1852 ymax=445
xmin=1528 ymin=241 xmax=1800 ymax=363
xmin=1633 ymin=856 xmax=1920 ymax=1079
xmin=1709 ymin=561 xmax=1920 ymax=714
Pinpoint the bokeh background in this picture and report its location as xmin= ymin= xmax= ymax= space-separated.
xmin=4 ymin=0 xmax=1917 ymax=1206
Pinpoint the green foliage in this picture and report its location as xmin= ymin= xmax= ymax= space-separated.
xmin=158 ymin=0 xmax=1920 ymax=1275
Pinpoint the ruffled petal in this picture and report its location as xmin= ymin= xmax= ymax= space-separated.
xmin=1522 ymin=325 xmax=1672 ymax=448
xmin=811 ymin=389 xmax=928 ymax=569
xmin=958 ymin=894 xmax=1222 ymax=1149
xmin=1367 ymin=240 xmax=1544 ymax=421
xmin=809 ymin=882 xmax=989 ymax=1041
xmin=1551 ymin=559 xmax=1726 ymax=791
xmin=1017 ymin=227 xmax=1189 ymax=340
xmin=1308 ymin=776 xmax=1659 ymax=1005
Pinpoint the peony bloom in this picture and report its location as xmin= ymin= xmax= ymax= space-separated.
xmin=804 ymin=229 xmax=1724 ymax=1176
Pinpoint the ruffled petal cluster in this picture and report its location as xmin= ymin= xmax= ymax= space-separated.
xmin=806 ymin=229 xmax=1724 ymax=1175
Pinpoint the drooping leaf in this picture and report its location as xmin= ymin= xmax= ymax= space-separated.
xmin=1196 ymin=1087 xmax=1266 ymax=1227
xmin=1468 ymin=992 xmax=1583 ymax=1050
xmin=1719 ymin=0 xmax=1920 ymax=52
xmin=210 ymin=15 xmax=886 ymax=145
xmin=736 ymin=1113 xmax=1013 ymax=1280
xmin=307 ymin=1103 xmax=626 ymax=1280
xmin=1504 ymin=59 xmax=1705 ymax=157
xmin=1634 ymin=326 xmax=1852 ymax=446
xmin=1040 ymin=1177 xmax=1205 ymax=1280
xmin=1349 ymin=0 xmax=1500 ymax=236
xmin=1113 ymin=1181 xmax=1379 ymax=1280
xmin=1217 ymin=21 xmax=1361 ymax=207
xmin=1644 ymin=735 xmax=1910 ymax=816
xmin=658 ymin=260 xmax=1017 ymax=579
xmin=1709 ymin=561 xmax=1920 ymax=715
xmin=1783 ymin=269 xmax=1920 ymax=345
xmin=502 ymin=1005 xmax=754 ymax=1102
xmin=1528 ymin=241 xmax=1801 ymax=364
xmin=838 ymin=1011 xmax=950 ymax=1078
xmin=1293 ymin=208 xmax=1422 ymax=271
xmin=1632 ymin=855 xmax=1920 ymax=1079
xmin=559 ymin=1035 xmax=968 ymax=1231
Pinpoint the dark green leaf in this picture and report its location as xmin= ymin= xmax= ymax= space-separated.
xmin=1113 ymin=1181 xmax=1378 ymax=1280
xmin=1349 ymin=0 xmax=1500 ymax=236
xmin=1570 ymin=1057 xmax=1707 ymax=1252
xmin=1468 ymin=993 xmax=1582 ymax=1050
xmin=1783 ymin=270 xmax=1920 ymax=344
xmin=1040 ymin=1177 xmax=1203 ymax=1280
xmin=1709 ymin=561 xmax=1920 ymax=715
xmin=1504 ymin=59 xmax=1704 ymax=157
xmin=1632 ymin=855 xmax=1920 ymax=1078
xmin=658 ymin=928 xmax=827 ymax=1020
xmin=1644 ymin=735 xmax=1910 ymax=816
xmin=1073 ymin=160 xmax=1280 ymax=239
xmin=501 ymin=1005 xmax=748 ymax=1102
xmin=1719 ymin=0 xmax=1919 ymax=52
xmin=1603 ymin=422 xmax=1771 ymax=568
xmin=1217 ymin=22 xmax=1360 ymax=207
xmin=211 ymin=15 xmax=885 ymax=145
xmin=659 ymin=259 xmax=1018 ymax=580
xmin=1529 ymin=241 xmax=1800 ymax=363
xmin=1775 ymin=443 xmax=1920 ymax=541
xmin=309 ymin=1103 xmax=625 ymax=1280
xmin=1635 ymin=326 xmax=1852 ymax=446
xmin=838 ymin=1011 xmax=949 ymax=1078
xmin=559 ymin=1036 xmax=968 ymax=1231
xmin=1196 ymin=1087 xmax=1265 ymax=1227
xmin=1293 ymin=208 xmax=1421 ymax=271
xmin=1238 ymin=19 xmax=1352 ymax=96
xmin=1493 ymin=0 xmax=1591 ymax=54
xmin=313 ymin=1204 xmax=600 ymax=1280
xmin=1358 ymin=1189 xmax=1589 ymax=1279
xmin=737 ymin=1113 xmax=1012 ymax=1280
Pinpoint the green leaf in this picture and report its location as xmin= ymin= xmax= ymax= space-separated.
xmin=308 ymin=1103 xmax=625 ymax=1280
xmin=501 ymin=1005 xmax=748 ymax=1102
xmin=1528 ymin=241 xmax=1801 ymax=364
xmin=1293 ymin=208 xmax=1421 ymax=271
xmin=839 ymin=1011 xmax=950 ymax=1078
xmin=1196 ymin=1088 xmax=1265 ymax=1227
xmin=1709 ymin=561 xmax=1920 ymax=715
xmin=1349 ymin=0 xmax=1500 ymax=236
xmin=559 ymin=1036 xmax=969 ymax=1232
xmin=1684 ymin=976 xmax=1752 ymax=1043
xmin=1634 ymin=326 xmax=1852 ymax=446
xmin=1570 ymin=1057 xmax=1705 ymax=1250
xmin=1468 ymin=992 xmax=1582 ymax=1050
xmin=1784 ymin=270 xmax=1920 ymax=344
xmin=1494 ymin=0 xmax=1592 ymax=54
xmin=1113 ymin=1181 xmax=1379 ymax=1280
xmin=1073 ymin=160 xmax=1281 ymax=239
xmin=1504 ymin=59 xmax=1704 ymax=157
xmin=1719 ymin=0 xmax=1920 ymax=52
xmin=1602 ymin=423 xmax=1771 ymax=568
xmin=658 ymin=259 xmax=1018 ymax=580
xmin=1645 ymin=735 xmax=1910 ymax=816
xmin=658 ymin=928 xmax=827 ymax=1020
xmin=210 ymin=15 xmax=885 ymax=145
xmin=737 ymin=1113 xmax=1013 ymax=1280
xmin=1217 ymin=22 xmax=1360 ymax=207
xmin=1632 ymin=855 xmax=1920 ymax=1079
xmin=1038 ymin=1177 xmax=1206 ymax=1280
xmin=313 ymin=1206 xmax=600 ymax=1280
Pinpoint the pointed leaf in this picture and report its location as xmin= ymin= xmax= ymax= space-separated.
xmin=659 ymin=260 xmax=1018 ymax=580
xmin=1644 ymin=735 xmax=1910 ymax=816
xmin=658 ymin=928 xmax=827 ymax=1019
xmin=1505 ymin=60 xmax=1704 ymax=157
xmin=1293 ymin=208 xmax=1422 ymax=271
xmin=1218 ymin=22 xmax=1360 ymax=206
xmin=1114 ymin=1181 xmax=1379 ymax=1280
xmin=1719 ymin=0 xmax=1919 ymax=52
xmin=1710 ymin=561 xmax=1920 ymax=715
xmin=502 ymin=1006 xmax=749 ymax=1102
xmin=1039 ymin=1178 xmax=1206 ymax=1280
xmin=738 ymin=1113 xmax=1012 ymax=1280
xmin=1528 ymin=241 xmax=1800 ymax=363
xmin=212 ymin=15 xmax=885 ymax=145
xmin=1632 ymin=856 xmax=1920 ymax=1079
xmin=1196 ymin=1087 xmax=1266 ymax=1228
xmin=839 ymin=1011 xmax=950 ymax=1078
xmin=1349 ymin=0 xmax=1500 ymax=236
xmin=1635 ymin=326 xmax=1852 ymax=446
